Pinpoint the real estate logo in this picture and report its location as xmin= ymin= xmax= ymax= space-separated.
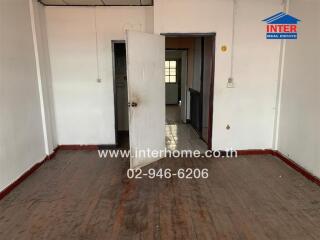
xmin=263 ymin=12 xmax=301 ymax=40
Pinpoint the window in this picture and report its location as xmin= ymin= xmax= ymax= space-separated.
xmin=165 ymin=60 xmax=177 ymax=83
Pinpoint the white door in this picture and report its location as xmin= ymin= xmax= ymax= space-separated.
xmin=126 ymin=30 xmax=165 ymax=169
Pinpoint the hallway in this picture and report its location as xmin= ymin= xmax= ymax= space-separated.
xmin=166 ymin=105 xmax=207 ymax=152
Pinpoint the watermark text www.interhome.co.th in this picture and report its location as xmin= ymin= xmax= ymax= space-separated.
xmin=98 ymin=148 xmax=238 ymax=159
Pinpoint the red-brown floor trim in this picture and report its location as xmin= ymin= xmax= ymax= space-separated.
xmin=0 ymin=146 xmax=59 ymax=201
xmin=271 ymin=150 xmax=320 ymax=187
xmin=237 ymin=149 xmax=320 ymax=187
xmin=237 ymin=149 xmax=274 ymax=155
xmin=58 ymin=145 xmax=98 ymax=150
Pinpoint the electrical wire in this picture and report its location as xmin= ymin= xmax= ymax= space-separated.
xmin=230 ymin=0 xmax=237 ymax=79
xmin=94 ymin=7 xmax=101 ymax=81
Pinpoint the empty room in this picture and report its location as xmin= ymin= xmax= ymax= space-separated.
xmin=0 ymin=0 xmax=319 ymax=239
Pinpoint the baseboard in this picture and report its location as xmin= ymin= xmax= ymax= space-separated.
xmin=58 ymin=144 xmax=117 ymax=150
xmin=0 ymin=157 xmax=47 ymax=201
xmin=48 ymin=146 xmax=59 ymax=159
xmin=58 ymin=145 xmax=98 ymax=150
xmin=98 ymin=144 xmax=118 ymax=149
xmin=271 ymin=150 xmax=320 ymax=187
xmin=237 ymin=149 xmax=274 ymax=155
xmin=237 ymin=149 xmax=320 ymax=186
xmin=0 ymin=146 xmax=59 ymax=201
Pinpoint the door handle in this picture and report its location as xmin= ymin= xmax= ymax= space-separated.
xmin=131 ymin=102 xmax=138 ymax=107
xmin=128 ymin=102 xmax=138 ymax=107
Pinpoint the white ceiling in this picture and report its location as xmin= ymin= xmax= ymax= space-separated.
xmin=39 ymin=0 xmax=153 ymax=6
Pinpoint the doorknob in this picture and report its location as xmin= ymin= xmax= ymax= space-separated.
xmin=131 ymin=102 xmax=138 ymax=107
xmin=128 ymin=102 xmax=138 ymax=107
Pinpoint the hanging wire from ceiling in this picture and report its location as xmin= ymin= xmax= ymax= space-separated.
xmin=230 ymin=0 xmax=237 ymax=80
xmin=230 ymin=0 xmax=289 ymax=82
xmin=94 ymin=7 xmax=101 ymax=82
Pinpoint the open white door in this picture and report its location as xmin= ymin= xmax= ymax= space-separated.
xmin=126 ymin=30 xmax=165 ymax=169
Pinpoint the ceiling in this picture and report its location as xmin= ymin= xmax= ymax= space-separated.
xmin=39 ymin=0 xmax=153 ymax=6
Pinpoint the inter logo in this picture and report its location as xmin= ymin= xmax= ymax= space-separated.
xmin=263 ymin=12 xmax=301 ymax=40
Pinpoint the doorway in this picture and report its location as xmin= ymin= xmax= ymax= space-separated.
xmin=112 ymin=32 xmax=215 ymax=168
xmin=164 ymin=34 xmax=216 ymax=151
xmin=112 ymin=41 xmax=129 ymax=149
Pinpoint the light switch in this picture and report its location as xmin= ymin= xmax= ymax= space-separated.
xmin=227 ymin=77 xmax=234 ymax=88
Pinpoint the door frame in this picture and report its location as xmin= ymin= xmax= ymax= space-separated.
xmin=161 ymin=33 xmax=216 ymax=150
xmin=111 ymin=40 xmax=126 ymax=146
xmin=166 ymin=48 xmax=189 ymax=123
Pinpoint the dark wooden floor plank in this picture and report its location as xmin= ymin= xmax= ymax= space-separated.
xmin=0 ymin=151 xmax=320 ymax=240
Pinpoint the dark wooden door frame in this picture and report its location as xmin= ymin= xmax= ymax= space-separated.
xmin=199 ymin=37 xmax=204 ymax=143
xmin=162 ymin=33 xmax=216 ymax=150
xmin=207 ymin=36 xmax=216 ymax=150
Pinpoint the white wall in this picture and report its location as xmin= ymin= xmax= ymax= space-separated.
xmin=46 ymin=6 xmax=154 ymax=145
xmin=45 ymin=0 xmax=287 ymax=151
xmin=0 ymin=0 xmax=49 ymax=191
xmin=276 ymin=0 xmax=320 ymax=178
xmin=154 ymin=0 xmax=283 ymax=150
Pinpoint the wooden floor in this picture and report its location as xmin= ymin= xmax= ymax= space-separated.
xmin=0 ymin=151 xmax=320 ymax=240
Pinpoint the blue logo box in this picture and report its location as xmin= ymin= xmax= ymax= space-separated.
xmin=266 ymin=33 xmax=297 ymax=39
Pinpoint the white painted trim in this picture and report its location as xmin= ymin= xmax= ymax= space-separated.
xmin=272 ymin=0 xmax=290 ymax=150
xmin=29 ymin=0 xmax=49 ymax=154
